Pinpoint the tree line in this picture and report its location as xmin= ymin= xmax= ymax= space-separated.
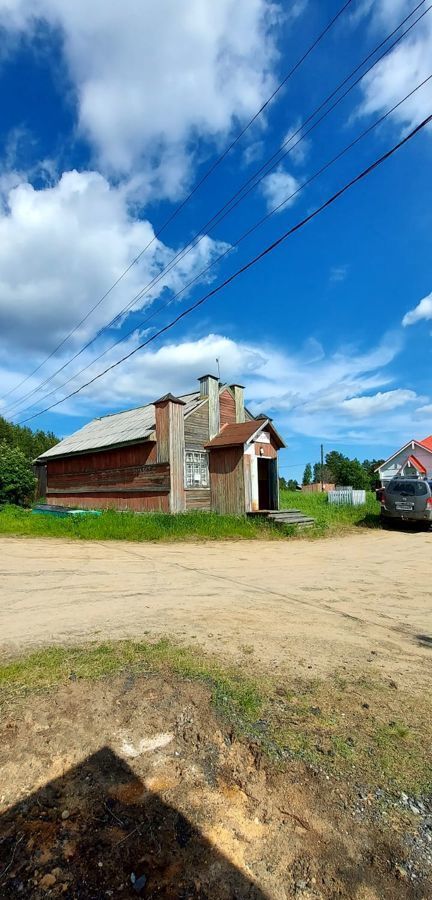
xmin=0 ymin=415 xmax=59 ymax=506
xmin=302 ymin=450 xmax=384 ymax=491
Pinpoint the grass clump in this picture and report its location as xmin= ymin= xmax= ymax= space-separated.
xmin=0 ymin=639 xmax=263 ymax=733
xmin=279 ymin=490 xmax=381 ymax=537
xmin=0 ymin=492 xmax=381 ymax=543
xmin=0 ymin=505 xmax=286 ymax=543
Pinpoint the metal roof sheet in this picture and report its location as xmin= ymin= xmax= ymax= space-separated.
xmin=38 ymin=391 xmax=202 ymax=460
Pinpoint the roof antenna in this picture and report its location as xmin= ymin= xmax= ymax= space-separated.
xmin=216 ymin=358 xmax=221 ymax=383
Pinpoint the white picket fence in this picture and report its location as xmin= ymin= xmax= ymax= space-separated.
xmin=328 ymin=489 xmax=366 ymax=506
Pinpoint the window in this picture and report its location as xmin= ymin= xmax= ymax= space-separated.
xmin=388 ymin=480 xmax=428 ymax=496
xmin=185 ymin=450 xmax=209 ymax=488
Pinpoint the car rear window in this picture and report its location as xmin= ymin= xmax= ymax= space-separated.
xmin=387 ymin=481 xmax=429 ymax=496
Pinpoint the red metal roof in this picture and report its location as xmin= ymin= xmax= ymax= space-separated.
xmin=406 ymin=454 xmax=427 ymax=474
xmin=420 ymin=435 xmax=432 ymax=451
xmin=205 ymin=418 xmax=285 ymax=449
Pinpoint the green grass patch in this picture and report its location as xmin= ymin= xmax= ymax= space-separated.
xmin=0 ymin=504 xmax=286 ymax=543
xmin=0 ymin=639 xmax=263 ymax=733
xmin=279 ymin=490 xmax=381 ymax=537
xmin=0 ymin=493 xmax=381 ymax=543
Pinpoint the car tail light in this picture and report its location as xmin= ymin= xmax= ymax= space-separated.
xmin=427 ymin=497 xmax=432 ymax=508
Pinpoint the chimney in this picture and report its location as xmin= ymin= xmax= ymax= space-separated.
xmin=198 ymin=374 xmax=220 ymax=439
xmin=230 ymin=384 xmax=245 ymax=423
xmin=154 ymin=393 xmax=186 ymax=513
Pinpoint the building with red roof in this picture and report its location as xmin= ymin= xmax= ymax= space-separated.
xmin=376 ymin=437 xmax=432 ymax=484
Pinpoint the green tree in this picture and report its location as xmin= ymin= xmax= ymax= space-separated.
xmin=362 ymin=459 xmax=385 ymax=490
xmin=0 ymin=415 xmax=58 ymax=461
xmin=303 ymin=463 xmax=312 ymax=485
xmin=0 ymin=443 xmax=36 ymax=506
xmin=287 ymin=478 xmax=299 ymax=491
xmin=313 ymin=461 xmax=331 ymax=484
xmin=325 ymin=450 xmax=369 ymax=490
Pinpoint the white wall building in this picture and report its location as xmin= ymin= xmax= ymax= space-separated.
xmin=376 ymin=436 xmax=432 ymax=485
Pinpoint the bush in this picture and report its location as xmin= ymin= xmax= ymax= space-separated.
xmin=0 ymin=443 xmax=35 ymax=506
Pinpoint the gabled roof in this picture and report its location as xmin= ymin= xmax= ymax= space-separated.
xmin=376 ymin=438 xmax=432 ymax=471
xmin=37 ymin=391 xmax=202 ymax=460
xmin=205 ymin=418 xmax=285 ymax=450
xmin=399 ymin=454 xmax=427 ymax=475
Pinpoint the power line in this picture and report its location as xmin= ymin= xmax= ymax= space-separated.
xmin=8 ymin=73 xmax=432 ymax=422
xmin=16 ymin=113 xmax=432 ymax=426
xmin=1 ymin=0 xmax=355 ymax=404
xmin=5 ymin=0 xmax=429 ymax=418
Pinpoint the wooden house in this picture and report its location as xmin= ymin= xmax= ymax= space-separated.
xmin=35 ymin=375 xmax=285 ymax=515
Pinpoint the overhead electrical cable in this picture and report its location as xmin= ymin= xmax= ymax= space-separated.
xmin=0 ymin=0 xmax=355 ymax=403
xmin=15 ymin=112 xmax=432 ymax=426
xmin=10 ymin=76 xmax=431 ymax=423
xmin=5 ymin=1 xmax=431 ymax=417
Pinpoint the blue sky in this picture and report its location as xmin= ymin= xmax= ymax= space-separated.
xmin=0 ymin=0 xmax=431 ymax=480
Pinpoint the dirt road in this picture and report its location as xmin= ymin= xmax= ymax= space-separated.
xmin=1 ymin=531 xmax=431 ymax=686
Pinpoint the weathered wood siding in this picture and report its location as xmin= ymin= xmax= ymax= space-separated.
xmin=170 ymin=401 xmax=186 ymax=513
xmin=156 ymin=398 xmax=185 ymax=513
xmin=254 ymin=441 xmax=277 ymax=459
xmin=209 ymin=446 xmax=245 ymax=515
xmin=219 ymin=389 xmax=236 ymax=427
xmin=184 ymin=401 xmax=209 ymax=448
xmin=47 ymin=462 xmax=170 ymax=493
xmin=185 ymin=489 xmax=211 ymax=510
xmin=48 ymin=492 xmax=170 ymax=512
xmin=35 ymin=464 xmax=47 ymax=499
xmin=45 ymin=440 xmax=170 ymax=511
xmin=47 ymin=443 xmax=157 ymax=474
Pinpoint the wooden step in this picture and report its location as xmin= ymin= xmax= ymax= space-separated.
xmin=268 ymin=509 xmax=316 ymax=528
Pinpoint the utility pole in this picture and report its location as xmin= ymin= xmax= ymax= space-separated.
xmin=320 ymin=443 xmax=324 ymax=493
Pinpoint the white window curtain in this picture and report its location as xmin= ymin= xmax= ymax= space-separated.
xmin=185 ymin=451 xmax=209 ymax=488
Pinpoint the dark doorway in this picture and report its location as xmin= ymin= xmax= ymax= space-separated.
xmin=258 ymin=458 xmax=270 ymax=510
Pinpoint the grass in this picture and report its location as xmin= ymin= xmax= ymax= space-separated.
xmin=279 ymin=489 xmax=381 ymax=537
xmin=0 ymin=492 xmax=381 ymax=543
xmin=0 ymin=504 xmax=286 ymax=542
xmin=0 ymin=640 xmax=262 ymax=729
xmin=1 ymin=640 xmax=430 ymax=798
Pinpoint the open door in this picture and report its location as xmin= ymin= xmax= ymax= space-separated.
xmin=257 ymin=457 xmax=279 ymax=511
xmin=257 ymin=458 xmax=270 ymax=510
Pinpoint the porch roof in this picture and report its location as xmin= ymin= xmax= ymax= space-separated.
xmin=205 ymin=418 xmax=285 ymax=450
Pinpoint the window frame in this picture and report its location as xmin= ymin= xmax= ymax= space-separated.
xmin=184 ymin=449 xmax=209 ymax=490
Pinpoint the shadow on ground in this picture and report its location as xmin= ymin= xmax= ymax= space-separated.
xmin=0 ymin=746 xmax=268 ymax=899
xmin=416 ymin=633 xmax=432 ymax=648
xmin=359 ymin=515 xmax=431 ymax=533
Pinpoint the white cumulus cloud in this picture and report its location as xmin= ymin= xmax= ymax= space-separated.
xmin=2 ymin=329 xmax=428 ymax=451
xmin=357 ymin=1 xmax=432 ymax=134
xmin=0 ymin=0 xmax=280 ymax=195
xmin=340 ymin=389 xmax=417 ymax=418
xmin=402 ymin=292 xmax=432 ymax=327
xmin=260 ymin=166 xmax=300 ymax=212
xmin=0 ymin=170 xmax=229 ymax=357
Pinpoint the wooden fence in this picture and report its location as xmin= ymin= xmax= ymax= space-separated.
xmin=328 ymin=489 xmax=366 ymax=506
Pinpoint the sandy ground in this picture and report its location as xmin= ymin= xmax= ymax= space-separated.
xmin=1 ymin=531 xmax=431 ymax=688
xmin=1 ymin=674 xmax=429 ymax=899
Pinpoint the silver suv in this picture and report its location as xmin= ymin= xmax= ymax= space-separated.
xmin=380 ymin=477 xmax=432 ymax=526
